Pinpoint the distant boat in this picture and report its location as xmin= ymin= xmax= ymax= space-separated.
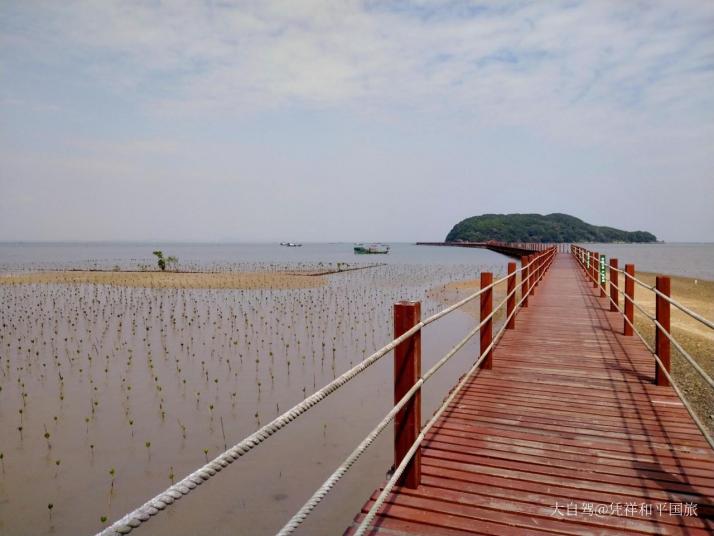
xmin=280 ymin=242 xmax=302 ymax=247
xmin=354 ymin=243 xmax=390 ymax=254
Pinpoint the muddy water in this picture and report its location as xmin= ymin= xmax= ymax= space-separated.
xmin=0 ymin=260 xmax=505 ymax=536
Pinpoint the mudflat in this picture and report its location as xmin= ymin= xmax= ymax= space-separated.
xmin=0 ymin=270 xmax=326 ymax=289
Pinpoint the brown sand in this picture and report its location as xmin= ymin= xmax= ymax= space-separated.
xmin=0 ymin=270 xmax=326 ymax=289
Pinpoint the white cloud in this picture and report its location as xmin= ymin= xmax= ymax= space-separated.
xmin=3 ymin=0 xmax=710 ymax=125
xmin=1 ymin=1 xmax=713 ymax=241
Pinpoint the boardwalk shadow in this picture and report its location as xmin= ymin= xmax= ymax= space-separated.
xmin=581 ymin=272 xmax=714 ymax=533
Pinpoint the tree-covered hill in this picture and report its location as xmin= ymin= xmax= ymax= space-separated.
xmin=445 ymin=213 xmax=657 ymax=243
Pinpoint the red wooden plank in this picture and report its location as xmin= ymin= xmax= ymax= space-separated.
xmin=349 ymin=253 xmax=714 ymax=536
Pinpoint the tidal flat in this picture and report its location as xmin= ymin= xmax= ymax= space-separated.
xmin=0 ymin=261 xmax=501 ymax=536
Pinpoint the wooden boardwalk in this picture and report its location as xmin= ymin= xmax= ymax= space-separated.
xmin=351 ymin=253 xmax=714 ymax=535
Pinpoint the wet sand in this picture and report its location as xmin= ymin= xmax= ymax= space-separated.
xmin=0 ymin=270 xmax=327 ymax=289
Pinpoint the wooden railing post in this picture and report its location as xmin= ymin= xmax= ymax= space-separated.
xmin=655 ymin=276 xmax=671 ymax=387
xmin=534 ymin=252 xmax=541 ymax=287
xmin=520 ymin=256 xmax=529 ymax=308
xmin=480 ymin=272 xmax=493 ymax=369
xmin=506 ymin=262 xmax=516 ymax=329
xmin=528 ymin=255 xmax=536 ymax=297
xmin=609 ymin=259 xmax=619 ymax=312
xmin=590 ymin=251 xmax=600 ymax=288
xmin=599 ymin=254 xmax=606 ymax=297
xmin=393 ymin=301 xmax=421 ymax=488
xmin=624 ymin=264 xmax=635 ymax=336
xmin=539 ymin=251 xmax=544 ymax=282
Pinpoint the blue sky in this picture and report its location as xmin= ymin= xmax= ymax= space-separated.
xmin=1 ymin=0 xmax=713 ymax=242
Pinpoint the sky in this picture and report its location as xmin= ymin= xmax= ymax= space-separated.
xmin=1 ymin=0 xmax=713 ymax=242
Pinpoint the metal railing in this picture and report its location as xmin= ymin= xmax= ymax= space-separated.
xmin=99 ymin=246 xmax=557 ymax=536
xmin=570 ymin=245 xmax=714 ymax=450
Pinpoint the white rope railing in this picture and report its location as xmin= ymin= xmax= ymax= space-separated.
xmin=572 ymin=247 xmax=714 ymax=390
xmin=605 ymin=283 xmax=714 ymax=450
xmin=276 ymin=252 xmax=545 ymax=535
xmin=98 ymin=246 xmax=555 ymax=536
xmin=570 ymin=246 xmax=714 ymax=450
xmin=354 ymin=270 xmax=536 ymax=535
xmin=612 ymin=264 xmax=714 ymax=331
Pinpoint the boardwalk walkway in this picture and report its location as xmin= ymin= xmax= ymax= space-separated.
xmin=351 ymin=253 xmax=714 ymax=535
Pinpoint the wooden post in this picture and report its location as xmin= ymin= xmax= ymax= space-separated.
xmin=624 ymin=264 xmax=635 ymax=336
xmin=528 ymin=255 xmax=536 ymax=297
xmin=506 ymin=262 xmax=516 ymax=329
xmin=590 ymin=251 xmax=600 ymax=288
xmin=393 ymin=301 xmax=421 ymax=488
xmin=480 ymin=272 xmax=493 ymax=369
xmin=655 ymin=276 xmax=671 ymax=387
xmin=520 ymin=256 xmax=529 ymax=308
xmin=599 ymin=254 xmax=606 ymax=297
xmin=609 ymin=259 xmax=619 ymax=312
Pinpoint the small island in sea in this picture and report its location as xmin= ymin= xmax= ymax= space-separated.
xmin=445 ymin=213 xmax=657 ymax=243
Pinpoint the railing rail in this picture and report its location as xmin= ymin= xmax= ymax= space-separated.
xmin=351 ymin=247 xmax=556 ymax=536
xmin=570 ymin=244 xmax=714 ymax=450
xmin=100 ymin=245 xmax=556 ymax=536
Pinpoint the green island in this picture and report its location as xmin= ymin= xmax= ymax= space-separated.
xmin=445 ymin=213 xmax=657 ymax=243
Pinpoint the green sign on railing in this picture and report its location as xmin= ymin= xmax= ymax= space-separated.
xmin=600 ymin=255 xmax=606 ymax=284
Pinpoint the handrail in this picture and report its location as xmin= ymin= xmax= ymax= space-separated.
xmin=279 ymin=248 xmax=555 ymax=535
xmin=609 ymin=264 xmax=714 ymax=331
xmin=570 ymin=245 xmax=714 ymax=449
xmin=99 ymin=245 xmax=556 ymax=536
xmin=593 ymin=277 xmax=714 ymax=450
xmin=353 ymin=254 xmax=546 ymax=535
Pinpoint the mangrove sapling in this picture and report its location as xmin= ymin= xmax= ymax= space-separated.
xmin=109 ymin=468 xmax=116 ymax=496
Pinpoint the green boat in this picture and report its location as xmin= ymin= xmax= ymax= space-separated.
xmin=354 ymin=244 xmax=390 ymax=254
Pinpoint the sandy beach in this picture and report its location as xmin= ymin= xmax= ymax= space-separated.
xmin=0 ymin=270 xmax=327 ymax=289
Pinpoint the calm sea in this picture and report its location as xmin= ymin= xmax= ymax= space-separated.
xmin=1 ymin=242 xmax=713 ymax=279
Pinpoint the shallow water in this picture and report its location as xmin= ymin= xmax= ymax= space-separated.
xmin=0 ymin=248 xmax=503 ymax=536
xmin=0 ymin=242 xmax=506 ymax=271
xmin=1 ymin=241 xmax=712 ymax=278
xmin=579 ymin=242 xmax=714 ymax=280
